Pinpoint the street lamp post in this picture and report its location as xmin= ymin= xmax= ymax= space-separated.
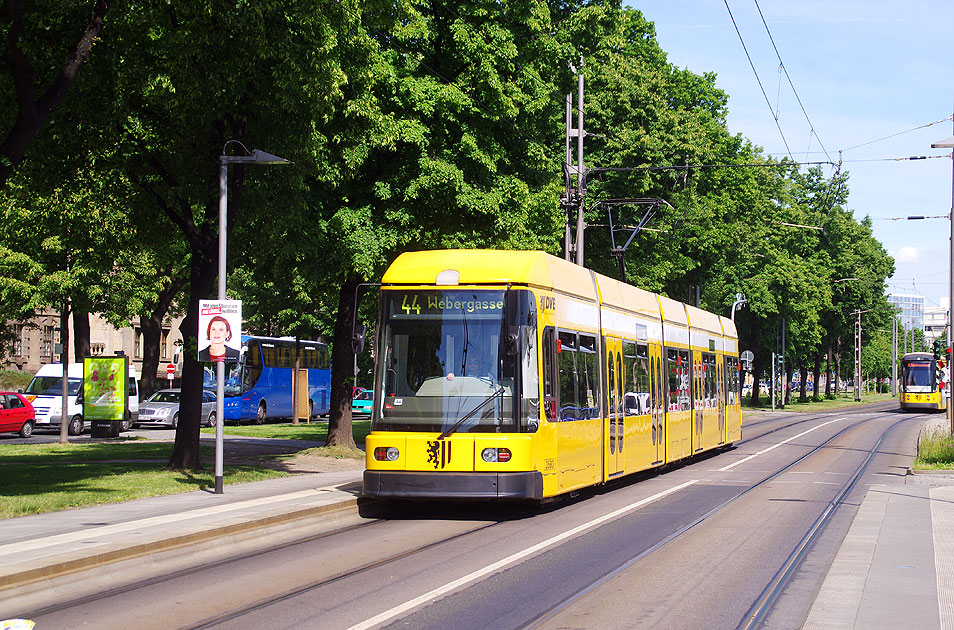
xmin=931 ymin=132 xmax=954 ymax=434
xmin=215 ymin=142 xmax=292 ymax=494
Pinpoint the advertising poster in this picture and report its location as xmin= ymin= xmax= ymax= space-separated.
xmin=83 ymin=356 xmax=129 ymax=421
xmin=198 ymin=300 xmax=242 ymax=363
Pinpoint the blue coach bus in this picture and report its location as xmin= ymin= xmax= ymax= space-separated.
xmin=221 ymin=335 xmax=331 ymax=423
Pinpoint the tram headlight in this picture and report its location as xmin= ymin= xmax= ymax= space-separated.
xmin=374 ymin=446 xmax=400 ymax=461
xmin=481 ymin=448 xmax=512 ymax=463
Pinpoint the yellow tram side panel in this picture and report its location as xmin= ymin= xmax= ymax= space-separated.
xmin=659 ymin=295 xmax=692 ymax=462
xmin=597 ymin=276 xmax=666 ymax=480
xmin=687 ymin=305 xmax=726 ymax=453
xmin=543 ymin=284 xmax=604 ymax=496
xmin=721 ymin=318 xmax=742 ymax=443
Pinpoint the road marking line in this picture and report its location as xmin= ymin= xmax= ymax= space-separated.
xmin=717 ymin=417 xmax=847 ymax=472
xmin=345 ymin=479 xmax=699 ymax=630
xmin=0 ymin=486 xmax=343 ymax=558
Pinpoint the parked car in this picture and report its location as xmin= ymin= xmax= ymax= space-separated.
xmin=352 ymin=389 xmax=373 ymax=416
xmin=134 ymin=388 xmax=217 ymax=429
xmin=0 ymin=392 xmax=35 ymax=438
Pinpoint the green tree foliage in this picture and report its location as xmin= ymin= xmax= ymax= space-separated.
xmin=286 ymin=0 xmax=570 ymax=446
xmin=0 ymin=0 xmax=905 ymax=466
xmin=0 ymin=0 xmax=109 ymax=186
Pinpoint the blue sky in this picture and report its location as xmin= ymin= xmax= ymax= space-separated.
xmin=633 ymin=1 xmax=954 ymax=308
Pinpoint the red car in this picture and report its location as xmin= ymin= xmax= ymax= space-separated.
xmin=0 ymin=391 xmax=35 ymax=438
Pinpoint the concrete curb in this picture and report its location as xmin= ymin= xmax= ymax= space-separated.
xmin=0 ymin=496 xmax=360 ymax=593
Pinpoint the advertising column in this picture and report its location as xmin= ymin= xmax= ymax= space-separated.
xmin=83 ymin=356 xmax=129 ymax=438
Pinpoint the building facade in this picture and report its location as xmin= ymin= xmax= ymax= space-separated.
xmin=923 ymin=305 xmax=948 ymax=346
xmin=4 ymin=310 xmax=184 ymax=379
xmin=888 ymin=293 xmax=925 ymax=333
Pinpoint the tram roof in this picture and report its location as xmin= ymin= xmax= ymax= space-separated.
xmin=383 ymin=249 xmax=736 ymax=338
xmin=383 ymin=249 xmax=598 ymax=300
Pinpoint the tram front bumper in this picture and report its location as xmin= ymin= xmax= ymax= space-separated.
xmin=363 ymin=470 xmax=544 ymax=501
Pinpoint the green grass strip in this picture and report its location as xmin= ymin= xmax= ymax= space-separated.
xmin=916 ymin=428 xmax=954 ymax=470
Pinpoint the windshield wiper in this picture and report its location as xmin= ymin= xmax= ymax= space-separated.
xmin=438 ymin=386 xmax=505 ymax=439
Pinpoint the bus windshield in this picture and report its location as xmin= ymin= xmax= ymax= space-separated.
xmin=374 ymin=289 xmax=538 ymax=434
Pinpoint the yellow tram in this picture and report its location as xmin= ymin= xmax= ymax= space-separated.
xmin=363 ymin=250 xmax=742 ymax=500
xmin=899 ymin=352 xmax=948 ymax=412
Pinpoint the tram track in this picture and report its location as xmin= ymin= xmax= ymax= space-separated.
xmin=181 ymin=503 xmax=546 ymax=630
xmin=521 ymin=411 xmax=913 ymax=630
xmin=189 ymin=408 xmax=910 ymax=630
xmin=736 ymin=415 xmax=909 ymax=629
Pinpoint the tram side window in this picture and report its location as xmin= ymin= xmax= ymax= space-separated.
xmin=623 ymin=341 xmax=651 ymax=415
xmin=578 ymin=335 xmax=599 ymax=418
xmin=667 ymin=348 xmax=692 ymax=411
xmin=558 ymin=332 xmax=579 ymax=420
xmin=556 ymin=331 xmax=599 ymax=421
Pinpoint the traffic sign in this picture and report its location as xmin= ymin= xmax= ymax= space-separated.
xmin=166 ymin=363 xmax=176 ymax=374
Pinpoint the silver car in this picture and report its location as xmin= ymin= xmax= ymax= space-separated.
xmin=133 ymin=388 xmax=217 ymax=429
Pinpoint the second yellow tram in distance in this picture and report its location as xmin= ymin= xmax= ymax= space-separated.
xmin=363 ymin=250 xmax=742 ymax=501
xmin=899 ymin=351 xmax=948 ymax=412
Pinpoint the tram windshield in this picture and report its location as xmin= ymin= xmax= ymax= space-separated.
xmin=374 ymin=289 xmax=538 ymax=433
xmin=902 ymin=360 xmax=935 ymax=390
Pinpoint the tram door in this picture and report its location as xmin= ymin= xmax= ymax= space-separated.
xmin=604 ymin=336 xmax=624 ymax=478
xmin=717 ymin=356 xmax=726 ymax=444
xmin=650 ymin=344 xmax=665 ymax=464
xmin=693 ymin=351 xmax=704 ymax=452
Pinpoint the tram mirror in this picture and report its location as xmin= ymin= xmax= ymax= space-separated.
xmin=505 ymin=329 xmax=519 ymax=356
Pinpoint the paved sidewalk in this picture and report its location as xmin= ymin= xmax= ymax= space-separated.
xmin=803 ymin=413 xmax=954 ymax=630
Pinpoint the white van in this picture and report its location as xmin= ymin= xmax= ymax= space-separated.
xmin=24 ymin=363 xmax=140 ymax=435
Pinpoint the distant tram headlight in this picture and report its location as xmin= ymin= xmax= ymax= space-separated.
xmin=374 ymin=446 xmax=400 ymax=461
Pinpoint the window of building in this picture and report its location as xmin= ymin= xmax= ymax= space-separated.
xmin=41 ymin=326 xmax=54 ymax=359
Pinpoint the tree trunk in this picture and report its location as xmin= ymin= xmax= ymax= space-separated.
xmin=139 ymin=274 xmax=186 ymax=399
xmin=798 ymin=362 xmax=809 ymax=402
xmin=327 ymin=276 xmax=359 ymax=449
xmin=749 ymin=355 xmax=762 ymax=406
xmin=168 ymin=237 xmax=216 ymax=470
xmin=812 ymin=352 xmax=823 ymax=401
xmin=834 ymin=337 xmax=843 ymax=396
xmin=71 ymin=302 xmax=90 ymax=361
xmin=140 ymin=316 xmax=163 ymax=399
xmin=783 ymin=364 xmax=792 ymax=406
